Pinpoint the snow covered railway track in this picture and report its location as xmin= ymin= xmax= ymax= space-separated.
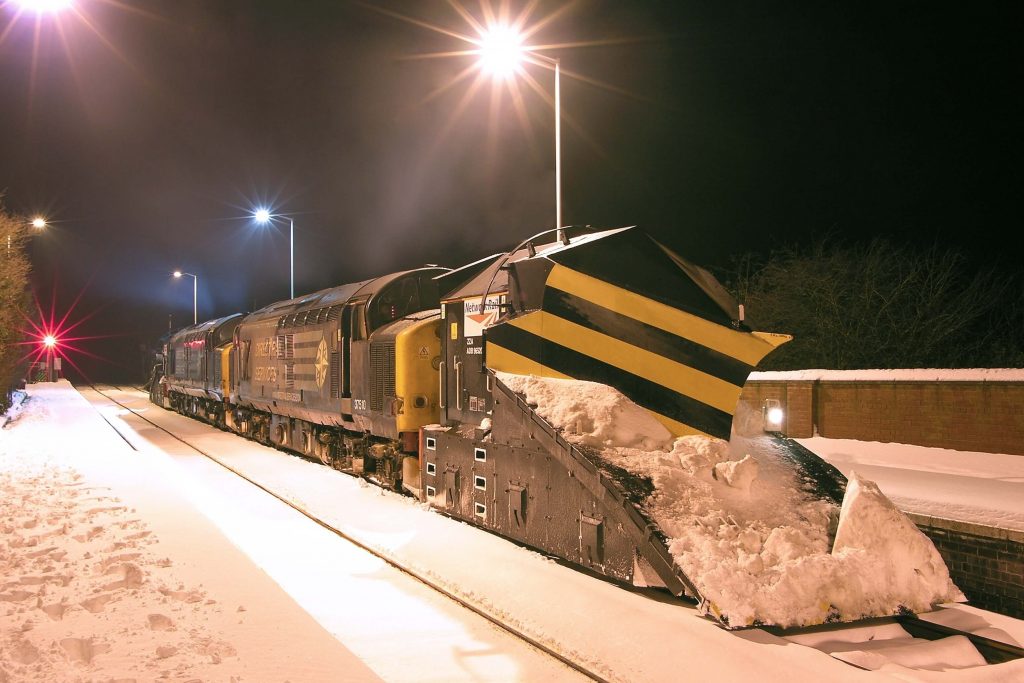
xmin=83 ymin=384 xmax=612 ymax=683
xmin=769 ymin=613 xmax=1024 ymax=671
xmin=895 ymin=615 xmax=1024 ymax=665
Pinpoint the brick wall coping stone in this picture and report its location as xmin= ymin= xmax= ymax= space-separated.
xmin=905 ymin=512 xmax=1024 ymax=544
xmin=750 ymin=369 xmax=1024 ymax=382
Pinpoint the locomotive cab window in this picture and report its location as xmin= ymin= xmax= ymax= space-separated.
xmin=350 ymin=302 xmax=367 ymax=341
xmin=369 ymin=278 xmax=420 ymax=330
xmin=370 ymin=292 xmax=401 ymax=329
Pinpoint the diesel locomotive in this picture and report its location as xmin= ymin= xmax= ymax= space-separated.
xmin=153 ymin=226 xmax=788 ymax=619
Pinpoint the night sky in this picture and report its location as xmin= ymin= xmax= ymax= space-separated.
xmin=1 ymin=0 xmax=1019 ymax=381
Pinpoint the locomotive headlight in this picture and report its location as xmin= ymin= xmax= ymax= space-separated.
xmin=763 ymin=399 xmax=784 ymax=432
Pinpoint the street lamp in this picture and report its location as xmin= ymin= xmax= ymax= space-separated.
xmin=173 ymin=270 xmax=197 ymax=325
xmin=252 ymin=207 xmax=296 ymax=299
xmin=477 ymin=25 xmax=565 ymax=243
xmin=11 ymin=0 xmax=74 ymax=13
xmin=7 ymin=215 xmax=48 ymax=253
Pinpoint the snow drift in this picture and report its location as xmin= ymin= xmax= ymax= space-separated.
xmin=497 ymin=373 xmax=964 ymax=628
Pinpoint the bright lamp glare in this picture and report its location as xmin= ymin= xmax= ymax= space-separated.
xmin=478 ymin=25 xmax=524 ymax=78
xmin=767 ymin=407 xmax=784 ymax=425
xmin=42 ymin=335 xmax=57 ymax=348
xmin=14 ymin=0 xmax=73 ymax=13
xmin=253 ymin=208 xmax=272 ymax=224
xmin=31 ymin=217 xmax=46 ymax=229
xmin=173 ymin=271 xmax=183 ymax=278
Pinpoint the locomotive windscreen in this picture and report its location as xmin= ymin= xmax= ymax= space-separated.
xmin=367 ymin=272 xmax=443 ymax=331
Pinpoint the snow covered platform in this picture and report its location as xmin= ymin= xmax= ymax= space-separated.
xmin=0 ymin=382 xmax=382 ymax=681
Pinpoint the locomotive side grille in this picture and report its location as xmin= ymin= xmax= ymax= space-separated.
xmin=330 ymin=351 xmax=340 ymax=398
xmin=369 ymin=342 xmax=395 ymax=412
xmin=278 ymin=308 xmax=341 ymax=329
xmin=384 ymin=345 xmax=396 ymax=398
xmin=276 ymin=334 xmax=295 ymax=359
xmin=285 ymin=362 xmax=295 ymax=389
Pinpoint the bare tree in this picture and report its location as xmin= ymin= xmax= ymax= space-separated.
xmin=725 ymin=237 xmax=1022 ymax=369
xmin=0 ymin=203 xmax=32 ymax=411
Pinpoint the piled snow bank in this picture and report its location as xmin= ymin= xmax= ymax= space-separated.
xmin=501 ymin=373 xmax=964 ymax=628
xmin=1 ymin=389 xmax=27 ymax=428
xmin=496 ymin=373 xmax=672 ymax=449
xmin=831 ymin=473 xmax=964 ymax=616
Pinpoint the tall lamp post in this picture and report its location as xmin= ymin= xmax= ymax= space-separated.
xmin=173 ymin=270 xmax=197 ymax=324
xmin=252 ymin=208 xmax=296 ymax=299
xmin=477 ymin=27 xmax=565 ymax=242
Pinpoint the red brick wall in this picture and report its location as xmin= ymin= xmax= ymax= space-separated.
xmin=740 ymin=379 xmax=1024 ymax=455
xmin=908 ymin=514 xmax=1024 ymax=620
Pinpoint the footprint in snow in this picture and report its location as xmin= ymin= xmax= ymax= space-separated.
xmin=96 ymin=552 xmax=142 ymax=571
xmin=147 ymin=613 xmax=175 ymax=631
xmin=80 ymin=593 xmax=115 ymax=613
xmin=159 ymin=587 xmax=204 ymax=603
xmin=6 ymin=636 xmax=41 ymax=664
xmin=39 ymin=600 xmax=70 ymax=620
xmin=59 ymin=636 xmax=110 ymax=664
xmin=102 ymin=563 xmax=144 ymax=591
xmin=72 ymin=526 xmax=104 ymax=543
